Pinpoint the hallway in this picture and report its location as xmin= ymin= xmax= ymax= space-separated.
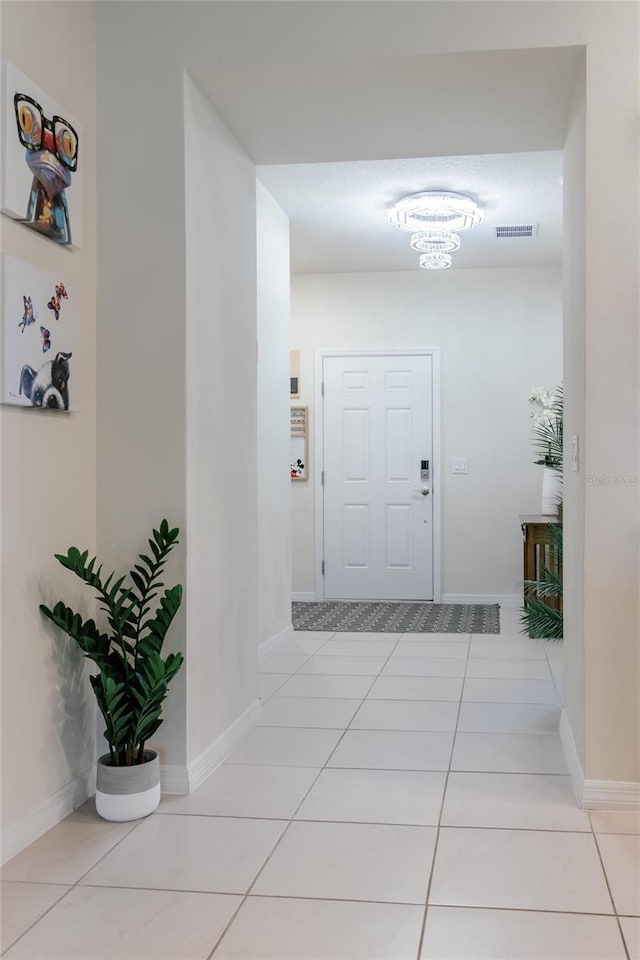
xmin=2 ymin=611 xmax=638 ymax=958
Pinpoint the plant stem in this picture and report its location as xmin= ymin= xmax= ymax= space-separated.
xmin=137 ymin=741 xmax=146 ymax=764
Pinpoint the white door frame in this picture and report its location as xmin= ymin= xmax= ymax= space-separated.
xmin=314 ymin=348 xmax=442 ymax=602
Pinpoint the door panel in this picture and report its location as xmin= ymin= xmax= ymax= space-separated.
xmin=343 ymin=504 xmax=370 ymax=568
xmin=323 ymin=354 xmax=433 ymax=601
xmin=385 ymin=408 xmax=412 ymax=482
xmin=343 ymin=409 xmax=369 ymax=481
xmin=343 ymin=370 xmax=368 ymax=391
xmin=386 ymin=504 xmax=412 ymax=568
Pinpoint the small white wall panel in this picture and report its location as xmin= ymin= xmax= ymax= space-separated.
xmin=343 ymin=408 xmax=369 ymax=481
xmin=386 ymin=504 xmax=412 ymax=568
xmin=343 ymin=504 xmax=369 ymax=567
xmin=386 ymin=408 xmax=412 ymax=482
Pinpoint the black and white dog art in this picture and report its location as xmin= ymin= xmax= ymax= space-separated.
xmin=19 ymin=351 xmax=72 ymax=410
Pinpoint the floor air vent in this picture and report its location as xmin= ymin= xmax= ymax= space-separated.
xmin=495 ymin=224 xmax=538 ymax=238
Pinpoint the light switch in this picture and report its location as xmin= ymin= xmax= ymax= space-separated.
xmin=570 ymin=435 xmax=579 ymax=472
xmin=452 ymin=458 xmax=469 ymax=474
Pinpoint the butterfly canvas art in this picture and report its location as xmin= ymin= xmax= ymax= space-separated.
xmin=47 ymin=283 xmax=68 ymax=320
xmin=18 ymin=295 xmax=36 ymax=333
xmin=1 ymin=254 xmax=79 ymax=411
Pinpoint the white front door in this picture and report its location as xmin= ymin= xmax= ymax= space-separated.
xmin=322 ymin=353 xmax=434 ymax=601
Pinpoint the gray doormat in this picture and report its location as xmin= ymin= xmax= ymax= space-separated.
xmin=292 ymin=601 xmax=500 ymax=634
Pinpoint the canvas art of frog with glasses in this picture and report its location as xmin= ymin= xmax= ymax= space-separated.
xmin=13 ymin=90 xmax=79 ymax=245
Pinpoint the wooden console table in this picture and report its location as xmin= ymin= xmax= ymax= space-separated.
xmin=520 ymin=515 xmax=563 ymax=623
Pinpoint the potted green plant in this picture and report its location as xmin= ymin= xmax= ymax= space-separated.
xmin=522 ymin=387 xmax=563 ymax=640
xmin=529 ymin=386 xmax=563 ymax=515
xmin=40 ymin=519 xmax=184 ymax=821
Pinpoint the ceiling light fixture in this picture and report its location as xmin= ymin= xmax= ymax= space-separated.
xmin=419 ymin=252 xmax=452 ymax=270
xmin=388 ymin=191 xmax=482 ymax=233
xmin=410 ymin=230 xmax=461 ymax=254
xmin=388 ymin=190 xmax=482 ymax=270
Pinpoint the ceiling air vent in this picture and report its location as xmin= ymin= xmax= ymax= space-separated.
xmin=494 ymin=224 xmax=538 ymax=239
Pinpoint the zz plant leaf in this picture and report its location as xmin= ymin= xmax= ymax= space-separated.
xmin=40 ymin=520 xmax=184 ymax=765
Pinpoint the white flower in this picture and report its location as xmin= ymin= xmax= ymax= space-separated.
xmin=533 ymin=411 xmax=553 ymax=428
xmin=529 ymin=386 xmax=555 ymax=420
xmin=529 ymin=387 xmax=552 ymax=407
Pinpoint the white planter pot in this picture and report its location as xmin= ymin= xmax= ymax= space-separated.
xmin=541 ymin=467 xmax=562 ymax=515
xmin=95 ymin=750 xmax=160 ymax=822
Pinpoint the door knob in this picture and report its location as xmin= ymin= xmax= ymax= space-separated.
xmin=419 ymin=487 xmax=430 ymax=496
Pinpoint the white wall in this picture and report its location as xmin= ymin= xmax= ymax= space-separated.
xmin=96 ymin=42 xmax=263 ymax=775
xmin=580 ymin=29 xmax=639 ymax=784
xmin=256 ymin=183 xmax=291 ymax=651
xmin=184 ymin=77 xmax=259 ymax=763
xmin=291 ymin=268 xmax=562 ymax=601
xmin=562 ymin=61 xmax=586 ymax=765
xmin=1 ymin=1 xmax=97 ymax=859
xmin=96 ymin=24 xmax=188 ymax=770
xmin=95 ymin=0 xmax=639 ymax=790
xmin=96 ymin=12 xmax=291 ymax=785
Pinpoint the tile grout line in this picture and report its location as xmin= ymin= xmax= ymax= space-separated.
xmin=259 ymin=635 xmax=334 ymax=679
xmin=545 ymin=641 xmax=564 ymax=702
xmin=224 ymin=761 xmax=571 ymax=776
xmin=1 ymin=817 xmax=147 ymax=955
xmin=266 ymin=671 xmax=379 ymax=703
xmin=268 ymin=676 xmax=558 ymax=699
xmin=255 ymin=724 xmax=560 ymax=743
xmin=264 ymin=695 xmax=459 ymax=703
xmin=590 ymin=823 xmax=632 ymax=960
xmin=154 ymin=812 xmax=597 ymax=834
xmin=415 ymin=625 xmax=473 ymax=959
xmin=2 ymin=812 xmax=605 ymax=875
xmin=205 ymin=633 xmax=406 ymax=958
xmin=260 ymin=697 xmax=559 ymax=705
xmin=17 ymin=879 xmax=632 ymax=919
xmin=207 ymin=632 xmax=424 ymax=957
xmin=313 ymin=635 xmax=403 ymax=766
xmin=0 ymin=881 xmax=71 ymax=956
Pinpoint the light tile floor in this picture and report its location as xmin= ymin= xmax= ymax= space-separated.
xmin=2 ymin=624 xmax=639 ymax=959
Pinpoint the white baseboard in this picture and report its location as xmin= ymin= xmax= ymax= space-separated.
xmin=559 ymin=709 xmax=640 ymax=810
xmin=2 ymin=700 xmax=262 ymax=862
xmin=559 ymin=708 xmax=585 ymax=805
xmin=293 ymin=592 xmax=520 ymax=607
xmin=159 ymin=763 xmax=190 ymax=795
xmin=161 ymin=698 xmax=262 ymax=795
xmin=442 ymin=593 xmax=521 ymax=607
xmin=187 ymin=699 xmax=261 ymax=792
xmin=258 ymin=623 xmax=294 ymax=662
xmin=1 ymin=765 xmax=96 ymax=866
xmin=582 ymin=779 xmax=640 ymax=810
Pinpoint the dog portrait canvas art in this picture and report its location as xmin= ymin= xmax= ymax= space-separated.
xmin=1 ymin=62 xmax=83 ymax=247
xmin=1 ymin=254 xmax=78 ymax=411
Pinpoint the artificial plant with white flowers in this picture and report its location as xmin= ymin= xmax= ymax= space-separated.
xmin=529 ymin=386 xmax=562 ymax=468
xmin=521 ymin=385 xmax=563 ymax=640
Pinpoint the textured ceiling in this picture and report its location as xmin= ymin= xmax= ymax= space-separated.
xmin=257 ymin=151 xmax=562 ymax=274
xmin=196 ymin=41 xmax=575 ymax=274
